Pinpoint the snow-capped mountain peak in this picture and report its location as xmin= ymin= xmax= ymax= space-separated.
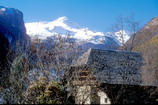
xmin=55 ymin=16 xmax=68 ymax=22
xmin=25 ymin=16 xmax=105 ymax=43
xmin=25 ymin=16 xmax=131 ymax=48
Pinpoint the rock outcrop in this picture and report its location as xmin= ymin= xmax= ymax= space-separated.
xmin=0 ymin=6 xmax=28 ymax=48
xmin=0 ymin=6 xmax=29 ymax=87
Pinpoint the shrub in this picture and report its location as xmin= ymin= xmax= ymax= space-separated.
xmin=24 ymin=77 xmax=64 ymax=104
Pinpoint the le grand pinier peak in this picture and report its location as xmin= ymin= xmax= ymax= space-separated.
xmin=25 ymin=16 xmax=130 ymax=50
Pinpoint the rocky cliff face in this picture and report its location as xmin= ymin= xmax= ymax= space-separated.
xmin=0 ymin=6 xmax=29 ymax=87
xmin=0 ymin=6 xmax=28 ymax=48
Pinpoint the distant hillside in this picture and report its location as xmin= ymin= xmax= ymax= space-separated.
xmin=126 ymin=17 xmax=158 ymax=50
xmin=125 ymin=17 xmax=158 ymax=85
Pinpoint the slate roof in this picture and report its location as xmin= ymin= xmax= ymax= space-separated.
xmin=73 ymin=48 xmax=143 ymax=85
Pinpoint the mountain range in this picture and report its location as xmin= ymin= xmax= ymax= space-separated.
xmin=25 ymin=16 xmax=130 ymax=50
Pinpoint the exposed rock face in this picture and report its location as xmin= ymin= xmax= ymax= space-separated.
xmin=0 ymin=6 xmax=28 ymax=48
xmin=0 ymin=6 xmax=29 ymax=87
xmin=0 ymin=32 xmax=9 ymax=67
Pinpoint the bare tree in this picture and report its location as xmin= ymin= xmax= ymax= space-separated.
xmin=126 ymin=14 xmax=140 ymax=51
xmin=110 ymin=15 xmax=128 ymax=50
xmin=110 ymin=14 xmax=140 ymax=51
xmin=0 ymin=34 xmax=81 ymax=104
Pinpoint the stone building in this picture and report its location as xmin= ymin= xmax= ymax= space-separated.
xmin=70 ymin=48 xmax=144 ymax=104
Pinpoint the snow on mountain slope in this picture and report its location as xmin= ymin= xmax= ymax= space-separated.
xmin=109 ymin=30 xmax=131 ymax=45
xmin=25 ymin=16 xmax=130 ymax=47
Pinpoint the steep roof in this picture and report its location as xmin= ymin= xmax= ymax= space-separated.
xmin=73 ymin=48 xmax=143 ymax=85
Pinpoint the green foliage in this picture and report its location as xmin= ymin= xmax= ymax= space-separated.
xmin=37 ymin=82 xmax=64 ymax=104
xmin=25 ymin=77 xmax=48 ymax=104
xmin=25 ymin=77 xmax=64 ymax=104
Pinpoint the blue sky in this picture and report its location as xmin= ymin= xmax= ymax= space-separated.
xmin=0 ymin=0 xmax=158 ymax=32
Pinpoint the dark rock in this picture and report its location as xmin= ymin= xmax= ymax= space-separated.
xmin=0 ymin=6 xmax=29 ymax=87
xmin=0 ymin=6 xmax=28 ymax=49
xmin=0 ymin=32 xmax=9 ymax=68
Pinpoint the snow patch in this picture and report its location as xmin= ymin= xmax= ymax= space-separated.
xmin=0 ymin=8 xmax=6 ymax=11
xmin=114 ymin=30 xmax=130 ymax=44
